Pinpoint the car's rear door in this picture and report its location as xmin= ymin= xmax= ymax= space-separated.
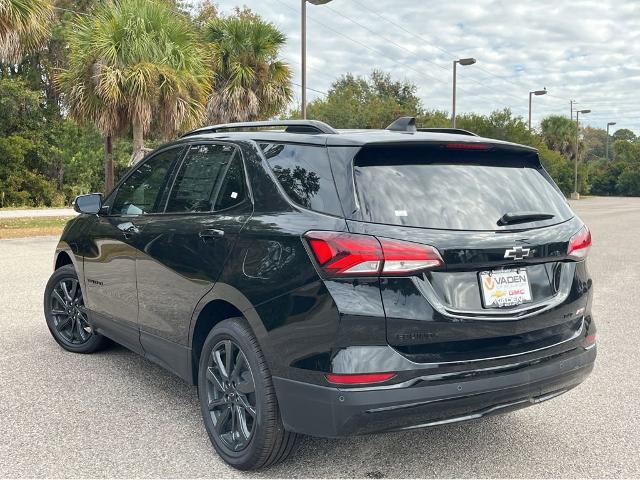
xmin=342 ymin=142 xmax=590 ymax=362
xmin=81 ymin=146 xmax=184 ymax=353
xmin=130 ymin=142 xmax=252 ymax=377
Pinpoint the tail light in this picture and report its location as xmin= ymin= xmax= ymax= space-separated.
xmin=325 ymin=372 xmax=396 ymax=385
xmin=304 ymin=231 xmax=443 ymax=277
xmin=567 ymin=226 xmax=591 ymax=260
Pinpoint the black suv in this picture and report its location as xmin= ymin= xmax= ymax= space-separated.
xmin=44 ymin=117 xmax=596 ymax=470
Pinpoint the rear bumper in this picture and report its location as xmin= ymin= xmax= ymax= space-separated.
xmin=273 ymin=346 xmax=596 ymax=437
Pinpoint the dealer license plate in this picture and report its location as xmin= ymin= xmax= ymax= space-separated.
xmin=479 ymin=268 xmax=532 ymax=308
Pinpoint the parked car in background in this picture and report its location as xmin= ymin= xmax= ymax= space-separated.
xmin=44 ymin=117 xmax=596 ymax=470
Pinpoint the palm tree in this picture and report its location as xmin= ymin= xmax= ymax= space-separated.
xmin=0 ymin=0 xmax=53 ymax=62
xmin=57 ymin=0 xmax=210 ymax=188
xmin=204 ymin=14 xmax=293 ymax=123
xmin=540 ymin=115 xmax=578 ymax=160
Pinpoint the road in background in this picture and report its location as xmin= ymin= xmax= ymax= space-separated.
xmin=1 ymin=197 xmax=639 ymax=478
xmin=0 ymin=208 xmax=76 ymax=218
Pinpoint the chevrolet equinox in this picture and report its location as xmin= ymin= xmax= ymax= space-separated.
xmin=44 ymin=117 xmax=596 ymax=470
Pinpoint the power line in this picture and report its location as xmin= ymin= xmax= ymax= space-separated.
xmin=291 ymin=81 xmax=327 ymax=97
xmin=348 ymin=0 xmax=553 ymax=100
xmin=322 ymin=2 xmax=533 ymax=106
xmin=275 ymin=0 xmax=529 ymax=115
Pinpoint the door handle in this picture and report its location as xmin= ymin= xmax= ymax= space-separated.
xmin=117 ymin=222 xmax=140 ymax=237
xmin=199 ymin=229 xmax=225 ymax=240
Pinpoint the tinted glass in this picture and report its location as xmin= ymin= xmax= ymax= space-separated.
xmin=260 ymin=143 xmax=343 ymax=216
xmin=166 ymin=144 xmax=237 ymax=213
xmin=353 ymin=146 xmax=573 ymax=231
xmin=111 ymin=148 xmax=179 ymax=215
xmin=214 ymin=155 xmax=246 ymax=210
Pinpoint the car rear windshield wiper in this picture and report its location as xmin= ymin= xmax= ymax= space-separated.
xmin=498 ymin=211 xmax=555 ymax=226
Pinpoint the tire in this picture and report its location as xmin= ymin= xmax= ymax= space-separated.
xmin=198 ymin=317 xmax=299 ymax=470
xmin=44 ymin=264 xmax=107 ymax=354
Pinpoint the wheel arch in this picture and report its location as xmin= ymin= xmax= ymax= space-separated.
xmin=189 ymin=283 xmax=270 ymax=385
xmin=55 ymin=250 xmax=73 ymax=270
xmin=54 ymin=242 xmax=83 ymax=278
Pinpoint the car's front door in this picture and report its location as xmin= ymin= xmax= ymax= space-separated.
xmin=81 ymin=146 xmax=184 ymax=353
xmin=130 ymin=142 xmax=253 ymax=376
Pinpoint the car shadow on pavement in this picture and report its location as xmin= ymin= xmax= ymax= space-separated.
xmin=95 ymin=343 xmax=525 ymax=479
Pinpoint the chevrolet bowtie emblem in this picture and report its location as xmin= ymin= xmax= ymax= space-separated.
xmin=504 ymin=246 xmax=531 ymax=260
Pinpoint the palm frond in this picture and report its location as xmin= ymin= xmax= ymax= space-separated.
xmin=204 ymin=14 xmax=292 ymax=123
xmin=0 ymin=0 xmax=53 ymax=62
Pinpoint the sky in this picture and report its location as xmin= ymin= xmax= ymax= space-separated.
xmin=195 ymin=0 xmax=640 ymax=134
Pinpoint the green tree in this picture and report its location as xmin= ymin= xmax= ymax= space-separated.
xmin=540 ymin=115 xmax=578 ymax=160
xmin=203 ymin=13 xmax=293 ymax=123
xmin=613 ymin=128 xmax=637 ymax=142
xmin=57 ymin=0 xmax=210 ymax=188
xmin=305 ymin=70 xmax=421 ymax=128
xmin=582 ymin=126 xmax=607 ymax=160
xmin=0 ymin=0 xmax=53 ymax=63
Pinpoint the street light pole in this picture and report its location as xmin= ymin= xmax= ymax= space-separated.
xmin=606 ymin=121 xmax=616 ymax=161
xmin=570 ymin=99 xmax=576 ymax=120
xmin=452 ymin=57 xmax=476 ymax=128
xmin=301 ymin=0 xmax=307 ymax=119
xmin=528 ymin=88 xmax=547 ymax=131
xmin=301 ymin=0 xmax=332 ymax=119
xmin=572 ymin=109 xmax=591 ymax=199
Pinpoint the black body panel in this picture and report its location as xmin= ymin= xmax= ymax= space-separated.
xmin=52 ymin=126 xmax=596 ymax=437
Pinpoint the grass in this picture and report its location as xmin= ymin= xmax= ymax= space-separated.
xmin=0 ymin=216 xmax=74 ymax=239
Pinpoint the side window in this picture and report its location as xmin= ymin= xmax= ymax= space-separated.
xmin=260 ymin=143 xmax=343 ymax=216
xmin=165 ymin=144 xmax=243 ymax=213
xmin=214 ymin=155 xmax=247 ymax=210
xmin=111 ymin=148 xmax=180 ymax=215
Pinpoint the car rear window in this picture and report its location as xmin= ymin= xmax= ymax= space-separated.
xmin=260 ymin=143 xmax=343 ymax=216
xmin=352 ymin=145 xmax=573 ymax=231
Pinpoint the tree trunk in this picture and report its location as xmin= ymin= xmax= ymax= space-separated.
xmin=104 ymin=136 xmax=114 ymax=193
xmin=130 ymin=120 xmax=145 ymax=166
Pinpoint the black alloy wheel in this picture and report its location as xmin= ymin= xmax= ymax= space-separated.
xmin=44 ymin=264 xmax=107 ymax=353
xmin=49 ymin=277 xmax=92 ymax=345
xmin=198 ymin=318 xmax=299 ymax=470
xmin=205 ymin=339 xmax=257 ymax=452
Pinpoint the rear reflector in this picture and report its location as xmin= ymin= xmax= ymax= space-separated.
xmin=445 ymin=142 xmax=490 ymax=150
xmin=304 ymin=231 xmax=443 ymax=277
xmin=325 ymin=372 xmax=396 ymax=385
xmin=586 ymin=333 xmax=597 ymax=345
xmin=567 ymin=226 xmax=591 ymax=260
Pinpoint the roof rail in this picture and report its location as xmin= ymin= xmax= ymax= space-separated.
xmin=417 ymin=127 xmax=478 ymax=136
xmin=386 ymin=116 xmax=417 ymax=132
xmin=181 ymin=120 xmax=338 ymax=137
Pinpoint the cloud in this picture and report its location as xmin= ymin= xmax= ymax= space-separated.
xmin=201 ymin=0 xmax=640 ymax=133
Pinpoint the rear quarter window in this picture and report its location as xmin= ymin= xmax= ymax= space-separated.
xmin=259 ymin=143 xmax=343 ymax=217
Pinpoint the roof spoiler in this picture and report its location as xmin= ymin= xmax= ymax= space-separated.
xmin=181 ymin=120 xmax=338 ymax=137
xmin=417 ymin=127 xmax=478 ymax=136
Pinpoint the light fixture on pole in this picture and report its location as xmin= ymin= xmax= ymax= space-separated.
xmin=572 ymin=109 xmax=591 ymax=200
xmin=301 ymin=0 xmax=333 ymax=119
xmin=528 ymin=88 xmax=547 ymax=131
xmin=606 ymin=121 xmax=616 ymax=161
xmin=452 ymin=57 xmax=476 ymax=128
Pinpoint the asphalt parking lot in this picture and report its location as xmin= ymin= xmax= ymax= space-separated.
xmin=1 ymin=196 xmax=639 ymax=478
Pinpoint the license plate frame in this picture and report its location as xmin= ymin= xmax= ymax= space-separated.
xmin=479 ymin=268 xmax=532 ymax=309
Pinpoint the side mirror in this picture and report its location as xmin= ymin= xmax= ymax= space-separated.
xmin=73 ymin=193 xmax=103 ymax=215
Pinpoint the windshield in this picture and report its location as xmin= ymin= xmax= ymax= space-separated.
xmin=353 ymin=146 xmax=573 ymax=231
